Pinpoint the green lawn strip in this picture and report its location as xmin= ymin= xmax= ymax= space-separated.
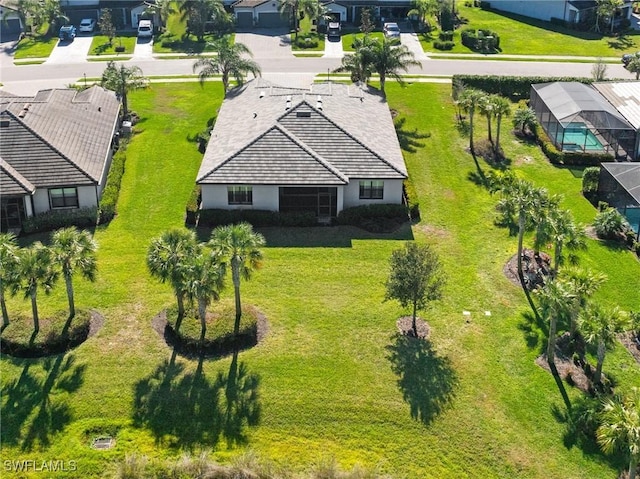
xmin=89 ymin=35 xmax=137 ymax=55
xmin=13 ymin=35 xmax=58 ymax=59
xmin=1 ymin=82 xmax=638 ymax=479
xmin=342 ymin=32 xmax=384 ymax=51
xmin=291 ymin=17 xmax=325 ymax=52
xmin=426 ymin=54 xmax=621 ymax=63
xmin=420 ymin=4 xmax=639 ymax=57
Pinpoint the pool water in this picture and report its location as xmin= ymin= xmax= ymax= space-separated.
xmin=556 ymin=123 xmax=605 ymax=151
xmin=624 ymin=207 xmax=640 ymax=235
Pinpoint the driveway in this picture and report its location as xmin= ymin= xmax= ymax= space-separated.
xmin=235 ymin=28 xmax=292 ymax=59
xmin=133 ymin=36 xmax=154 ymax=59
xmin=323 ymin=35 xmax=343 ymax=58
xmin=46 ymin=35 xmax=93 ymax=64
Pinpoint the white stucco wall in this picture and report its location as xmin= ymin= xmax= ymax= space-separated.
xmin=254 ymin=1 xmax=280 ymax=15
xmin=201 ymin=185 xmax=279 ymax=210
xmin=488 ymin=1 xmax=568 ymax=22
xmin=343 ymin=179 xmax=403 ymax=209
xmin=32 ymin=185 xmax=98 ymax=215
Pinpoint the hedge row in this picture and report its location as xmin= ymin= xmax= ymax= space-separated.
xmin=198 ymin=209 xmax=317 ymax=228
xmin=98 ymin=147 xmax=127 ymax=224
xmin=460 ymin=28 xmax=500 ymax=52
xmin=22 ymin=207 xmax=98 ymax=235
xmin=336 ymin=204 xmax=409 ymax=232
xmin=185 ymin=185 xmax=201 ymax=226
xmin=434 ymin=41 xmax=455 ymax=50
xmin=403 ymin=179 xmax=420 ymax=220
xmin=452 ymin=75 xmax=591 ymax=100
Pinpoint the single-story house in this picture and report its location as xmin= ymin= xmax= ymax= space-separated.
xmin=530 ymin=81 xmax=638 ymax=160
xmin=0 ymin=0 xmax=24 ymax=39
xmin=598 ymin=162 xmax=640 ymax=236
xmin=486 ymin=0 xmax=633 ymax=27
xmin=0 ymin=86 xmax=120 ymax=232
xmin=61 ymin=0 xmax=142 ymax=28
xmin=593 ymin=81 xmax=640 ymax=161
xmin=196 ymin=80 xmax=407 ymax=219
xmin=233 ymin=0 xmax=288 ymax=29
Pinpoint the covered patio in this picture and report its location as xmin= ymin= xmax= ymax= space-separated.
xmin=530 ymin=82 xmax=636 ymax=160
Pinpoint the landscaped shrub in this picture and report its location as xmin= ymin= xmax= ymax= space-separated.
xmin=460 ymin=28 xmax=500 ymax=52
xmin=439 ymin=31 xmax=454 ymax=41
xmin=433 ymin=40 xmax=455 ymax=50
xmin=185 ymin=185 xmax=201 ymax=226
xmin=198 ymin=209 xmax=317 ymax=227
xmin=452 ymin=75 xmax=591 ymax=100
xmin=336 ymin=204 xmax=409 ymax=232
xmin=403 ymin=179 xmax=421 ymax=220
xmin=294 ymin=34 xmax=319 ymax=49
xmin=22 ymin=207 xmax=98 ymax=235
xmin=593 ymin=207 xmax=628 ymax=240
xmin=98 ymin=148 xmax=127 ymax=224
xmin=582 ymin=166 xmax=600 ymax=201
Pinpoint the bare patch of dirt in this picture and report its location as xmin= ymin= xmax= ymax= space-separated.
xmin=503 ymin=248 xmax=552 ymax=290
xmin=619 ymin=331 xmax=640 ymax=365
xmin=415 ymin=223 xmax=451 ymax=240
xmin=88 ymin=310 xmax=105 ymax=339
xmin=396 ymin=316 xmax=430 ymax=339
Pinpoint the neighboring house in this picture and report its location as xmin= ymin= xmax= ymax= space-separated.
xmin=233 ymin=0 xmax=288 ymax=29
xmin=593 ymin=81 xmax=640 ymax=161
xmin=598 ymin=162 xmax=640 ymax=237
xmin=0 ymin=86 xmax=120 ymax=232
xmin=196 ymin=80 xmax=407 ymax=219
xmin=530 ymin=81 xmax=638 ymax=160
xmin=130 ymin=1 xmax=160 ymax=29
xmin=0 ymin=0 xmax=24 ymax=39
xmin=487 ymin=0 xmax=633 ymax=27
xmin=61 ymin=0 xmax=144 ymax=28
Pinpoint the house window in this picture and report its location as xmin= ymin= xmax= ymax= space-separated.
xmin=359 ymin=181 xmax=384 ymax=199
xmin=49 ymin=187 xmax=79 ymax=208
xmin=228 ymin=186 xmax=253 ymax=205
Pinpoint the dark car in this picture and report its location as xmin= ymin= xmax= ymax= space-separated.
xmin=327 ymin=22 xmax=341 ymax=39
xmin=622 ymin=52 xmax=639 ymax=65
xmin=59 ymin=25 xmax=77 ymax=41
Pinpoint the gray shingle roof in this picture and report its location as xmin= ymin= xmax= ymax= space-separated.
xmin=602 ymin=162 xmax=640 ymax=204
xmin=0 ymin=157 xmax=35 ymax=195
xmin=197 ymin=80 xmax=407 ymax=185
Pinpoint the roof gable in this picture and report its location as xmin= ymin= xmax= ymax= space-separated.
xmin=0 ymin=157 xmax=35 ymax=195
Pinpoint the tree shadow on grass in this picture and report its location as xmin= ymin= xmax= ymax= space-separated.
xmin=518 ymin=310 xmax=548 ymax=353
xmin=394 ymin=117 xmax=430 ymax=153
xmin=1 ymin=354 xmax=85 ymax=450
xmin=132 ymin=349 xmax=260 ymax=449
xmin=386 ymin=333 xmax=458 ymax=426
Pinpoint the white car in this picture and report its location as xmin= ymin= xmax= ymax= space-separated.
xmin=137 ymin=20 xmax=153 ymax=38
xmin=79 ymin=18 xmax=96 ymax=33
xmin=383 ymin=22 xmax=400 ymax=39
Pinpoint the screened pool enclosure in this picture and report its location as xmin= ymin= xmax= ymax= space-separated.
xmin=531 ymin=82 xmax=636 ymax=160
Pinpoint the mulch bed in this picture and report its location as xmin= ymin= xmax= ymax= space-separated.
xmin=619 ymin=331 xmax=640 ymax=365
xmin=503 ymin=248 xmax=552 ymax=290
xmin=396 ymin=316 xmax=430 ymax=339
xmin=535 ymin=333 xmax=592 ymax=394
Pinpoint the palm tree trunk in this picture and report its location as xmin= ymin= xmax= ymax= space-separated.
xmin=198 ymin=297 xmax=207 ymax=340
xmin=517 ymin=212 xmax=526 ymax=282
xmin=380 ymin=73 xmax=386 ymax=96
xmin=65 ymin=274 xmax=75 ymax=318
xmin=412 ymin=300 xmax=418 ymax=337
xmin=222 ymin=72 xmax=229 ymax=94
xmin=547 ymin=315 xmax=557 ymax=364
xmin=122 ymin=91 xmax=129 ymax=119
xmin=469 ymin=110 xmax=475 ymax=153
xmin=554 ymin=241 xmax=562 ymax=274
xmin=487 ymin=116 xmax=493 ymax=144
xmin=31 ymin=289 xmax=39 ymax=334
xmin=495 ymin=116 xmax=501 ymax=153
xmin=176 ymin=292 xmax=185 ymax=323
xmin=594 ymin=339 xmax=605 ymax=384
xmin=629 ymin=456 xmax=638 ymax=479
xmin=1 ymin=287 xmax=9 ymax=327
xmin=232 ymin=258 xmax=242 ymax=335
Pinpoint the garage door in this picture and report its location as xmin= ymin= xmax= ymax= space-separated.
xmin=258 ymin=13 xmax=288 ymax=28
xmin=3 ymin=19 xmax=21 ymax=34
xmin=236 ymin=12 xmax=253 ymax=28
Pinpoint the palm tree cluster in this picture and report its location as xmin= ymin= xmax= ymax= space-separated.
xmin=0 ymin=228 xmax=97 ymax=333
xmin=334 ymin=37 xmax=421 ymax=96
xmin=456 ymin=87 xmax=514 ymax=157
xmin=147 ymin=223 xmax=265 ymax=339
xmin=179 ymin=0 xmax=229 ymax=42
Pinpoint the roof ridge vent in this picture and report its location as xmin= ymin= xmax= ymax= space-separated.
xmin=296 ymin=111 xmax=311 ymax=117
xmin=285 ymin=96 xmax=292 ymax=110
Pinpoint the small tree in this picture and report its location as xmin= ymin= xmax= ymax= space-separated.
xmin=591 ymin=58 xmax=608 ymax=81
xmin=98 ymin=8 xmax=116 ymax=46
xmin=626 ymin=53 xmax=640 ymax=80
xmin=512 ymin=106 xmax=537 ymax=136
xmin=101 ymin=61 xmax=148 ymax=119
xmin=593 ymin=207 xmax=627 ymax=240
xmin=457 ymin=88 xmax=485 ymax=153
xmin=359 ymin=7 xmax=374 ymax=35
xmin=0 ymin=233 xmax=20 ymax=328
xmin=385 ymin=242 xmax=445 ymax=337
xmin=369 ymin=38 xmax=421 ymax=95
xmin=184 ymin=248 xmax=225 ymax=339
xmin=535 ymin=277 xmax=575 ymax=364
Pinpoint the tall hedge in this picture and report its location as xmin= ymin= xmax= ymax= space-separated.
xmin=452 ymin=75 xmax=591 ymax=100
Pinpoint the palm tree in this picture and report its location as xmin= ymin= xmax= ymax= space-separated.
xmin=2 ymin=0 xmax=37 ymax=32
xmin=193 ymin=37 xmax=261 ymax=95
xmin=597 ymin=387 xmax=640 ymax=479
xmin=143 ymin=0 xmax=175 ymax=31
xmin=184 ymin=250 xmax=226 ymax=339
xmin=564 ymin=267 xmax=607 ymax=336
xmin=278 ymin=0 xmax=299 ymax=38
xmin=626 ymin=54 xmax=640 ymax=80
xmin=535 ymin=277 xmax=575 ymax=364
xmin=0 ymin=233 xmax=20 ymax=328
xmin=179 ymin=0 xmax=224 ymax=42
xmin=512 ymin=106 xmax=537 ymax=136
xmin=333 ymin=35 xmax=376 ymax=85
xmin=50 ymin=227 xmax=98 ymax=318
xmin=546 ymin=208 xmax=587 ymax=274
xmin=208 ymin=222 xmax=265 ymax=332
xmin=101 ymin=61 xmax=148 ymax=119
xmin=368 ymin=38 xmax=421 ymax=95
xmin=579 ymin=304 xmax=627 ymax=385
xmin=492 ymin=95 xmax=511 ymax=154
xmin=38 ymin=0 xmax=68 ymax=35
xmin=456 ymin=88 xmax=485 ymax=153
xmin=478 ymin=94 xmax=495 ymax=145
xmin=14 ymin=242 xmax=58 ymax=334
xmin=147 ymin=229 xmax=199 ymax=330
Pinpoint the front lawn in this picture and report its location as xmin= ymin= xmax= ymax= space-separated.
xmin=1 ymin=82 xmax=638 ymax=479
xmin=342 ymin=31 xmax=384 ymax=51
xmin=13 ymin=35 xmax=58 ymax=59
xmin=421 ymin=4 xmax=640 ymax=56
xmin=89 ymin=34 xmax=137 ymax=55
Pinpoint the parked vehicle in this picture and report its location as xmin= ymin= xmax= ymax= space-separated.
xmin=622 ymin=52 xmax=639 ymax=65
xmin=79 ymin=18 xmax=96 ymax=33
xmin=59 ymin=25 xmax=76 ymax=41
xmin=327 ymin=22 xmax=341 ymax=39
xmin=137 ymin=20 xmax=153 ymax=38
xmin=383 ymin=22 xmax=400 ymax=39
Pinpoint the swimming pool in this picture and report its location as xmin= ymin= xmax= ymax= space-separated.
xmin=556 ymin=123 xmax=605 ymax=152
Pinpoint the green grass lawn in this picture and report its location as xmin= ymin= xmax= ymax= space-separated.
xmin=89 ymin=34 xmax=137 ymax=55
xmin=1 ymin=82 xmax=639 ymax=478
xmin=13 ymin=35 xmax=58 ymax=59
xmin=342 ymin=31 xmax=384 ymax=51
xmin=421 ymin=4 xmax=640 ymax=57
